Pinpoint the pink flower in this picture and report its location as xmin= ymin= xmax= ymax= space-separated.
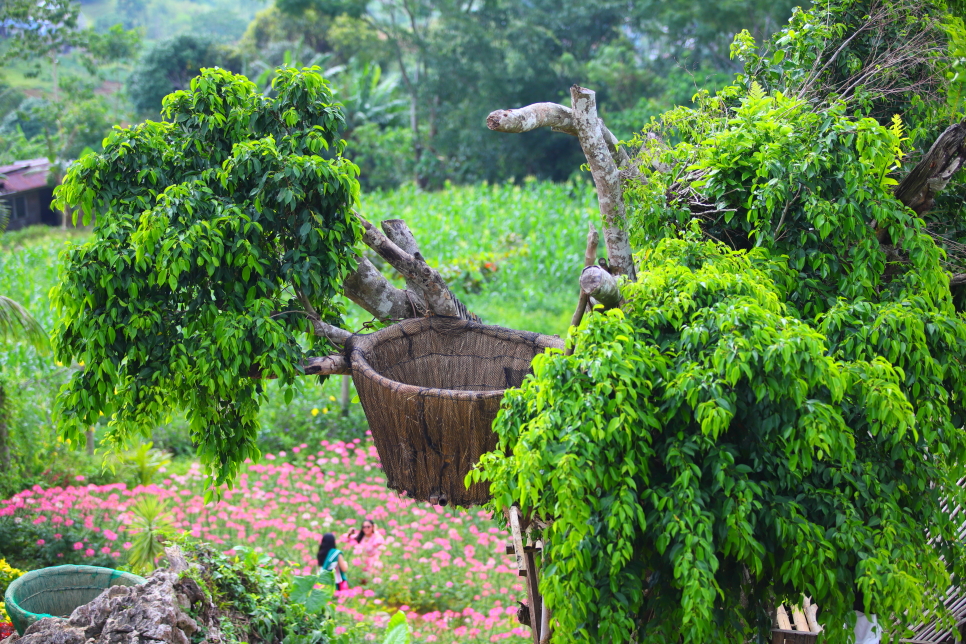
xmin=36 ymin=539 xmax=45 ymax=546
xmin=73 ymin=542 xmax=83 ymax=550
xmin=85 ymin=548 xmax=95 ymax=557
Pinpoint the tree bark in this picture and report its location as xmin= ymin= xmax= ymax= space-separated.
xmin=343 ymin=255 xmax=423 ymax=321
xmin=895 ymin=118 xmax=966 ymax=214
xmin=579 ymin=265 xmax=621 ymax=309
xmin=569 ymin=86 xmax=637 ymax=281
xmin=486 ymin=102 xmax=630 ymax=169
xmin=380 ymin=219 xmax=429 ymax=313
xmin=356 ymin=214 xmax=470 ymax=319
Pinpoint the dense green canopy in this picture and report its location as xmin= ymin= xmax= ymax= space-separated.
xmin=474 ymin=1 xmax=966 ymax=641
xmin=52 ymin=67 xmax=360 ymax=489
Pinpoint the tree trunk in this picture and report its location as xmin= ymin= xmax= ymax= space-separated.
xmin=86 ymin=427 xmax=95 ymax=456
xmin=894 ymin=118 xmax=966 ymax=214
xmin=569 ymin=86 xmax=636 ymax=281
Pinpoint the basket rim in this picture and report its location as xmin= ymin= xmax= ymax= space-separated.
xmin=347 ymin=316 xmax=563 ymax=401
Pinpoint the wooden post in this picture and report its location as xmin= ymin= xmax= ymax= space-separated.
xmin=509 ymin=506 xmax=544 ymax=644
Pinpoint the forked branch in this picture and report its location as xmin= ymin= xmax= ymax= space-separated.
xmin=487 ymin=89 xmax=637 ymax=281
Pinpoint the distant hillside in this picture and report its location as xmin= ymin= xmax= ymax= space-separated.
xmin=78 ymin=0 xmax=267 ymax=44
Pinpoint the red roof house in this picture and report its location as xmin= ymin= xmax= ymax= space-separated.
xmin=0 ymin=157 xmax=59 ymax=231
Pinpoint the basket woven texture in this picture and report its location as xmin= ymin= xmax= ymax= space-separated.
xmin=349 ymin=316 xmax=563 ymax=507
xmin=771 ymin=629 xmax=818 ymax=644
xmin=4 ymin=565 xmax=145 ymax=635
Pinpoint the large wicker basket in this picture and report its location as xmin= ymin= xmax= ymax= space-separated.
xmin=4 ymin=565 xmax=145 ymax=635
xmin=348 ymin=316 xmax=563 ymax=507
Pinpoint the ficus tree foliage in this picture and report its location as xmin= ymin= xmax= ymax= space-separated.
xmin=472 ymin=0 xmax=966 ymax=642
xmin=47 ymin=0 xmax=966 ymax=641
xmin=52 ymin=67 xmax=361 ymax=488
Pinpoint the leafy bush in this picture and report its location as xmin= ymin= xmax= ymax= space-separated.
xmin=54 ymin=66 xmax=362 ymax=490
xmin=181 ymin=541 xmax=410 ymax=644
xmin=0 ymin=558 xmax=24 ymax=625
xmin=474 ymin=2 xmax=966 ymax=640
xmin=125 ymin=496 xmax=174 ymax=574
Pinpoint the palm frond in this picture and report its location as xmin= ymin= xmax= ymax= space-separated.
xmin=0 ymin=295 xmax=50 ymax=352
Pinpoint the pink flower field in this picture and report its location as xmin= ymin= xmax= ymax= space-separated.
xmin=0 ymin=436 xmax=531 ymax=643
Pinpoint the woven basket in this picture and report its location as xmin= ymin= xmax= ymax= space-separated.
xmin=771 ymin=629 xmax=819 ymax=644
xmin=349 ymin=316 xmax=563 ymax=507
xmin=4 ymin=565 xmax=145 ymax=635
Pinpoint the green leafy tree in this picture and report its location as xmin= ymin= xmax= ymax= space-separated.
xmin=470 ymin=1 xmax=966 ymax=642
xmin=126 ymin=35 xmax=242 ymax=116
xmin=0 ymin=0 xmax=84 ymax=103
xmin=53 ymin=67 xmax=361 ymax=490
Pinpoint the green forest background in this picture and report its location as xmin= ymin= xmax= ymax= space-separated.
xmin=0 ymin=0 xmax=802 ymax=190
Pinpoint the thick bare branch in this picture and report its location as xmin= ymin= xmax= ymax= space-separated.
xmin=582 ymin=223 xmax=599 ymax=269
xmin=570 ymin=86 xmax=637 ymax=281
xmin=381 ymin=219 xmax=421 ymax=254
xmin=570 ymin=225 xmax=600 ymax=332
xmin=580 ymin=265 xmax=620 ymax=309
xmin=380 ymin=219 xmax=429 ymax=313
xmin=486 ymin=102 xmax=629 ymax=168
xmin=248 ymin=354 xmax=350 ymax=378
xmin=343 ymin=255 xmax=424 ymax=321
xmin=951 ymin=273 xmax=966 ymax=286
xmin=895 ymin=119 xmax=966 ymax=215
xmin=357 ymin=214 xmax=466 ymax=318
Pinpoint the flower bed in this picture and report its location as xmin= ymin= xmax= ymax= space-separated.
xmin=0 ymin=436 xmax=530 ymax=643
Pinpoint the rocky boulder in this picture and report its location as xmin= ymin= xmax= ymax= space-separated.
xmin=6 ymin=548 xmax=226 ymax=644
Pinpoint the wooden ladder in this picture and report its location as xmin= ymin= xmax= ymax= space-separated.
xmin=506 ymin=506 xmax=550 ymax=644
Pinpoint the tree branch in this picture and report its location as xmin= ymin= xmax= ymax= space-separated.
xmin=295 ymin=289 xmax=352 ymax=345
xmin=569 ymin=85 xmax=637 ymax=281
xmin=570 ymin=224 xmax=600 ymax=332
xmin=356 ymin=214 xmax=469 ymax=318
xmin=895 ymin=118 xmax=966 ymax=215
xmin=486 ymin=102 xmax=630 ymax=168
xmin=343 ymin=255 xmax=424 ymax=321
xmin=249 ymin=354 xmax=350 ymax=379
xmin=380 ymin=219 xmax=429 ymax=313
xmin=580 ymin=265 xmax=620 ymax=309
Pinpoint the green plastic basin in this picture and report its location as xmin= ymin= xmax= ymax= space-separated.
xmin=3 ymin=565 xmax=145 ymax=635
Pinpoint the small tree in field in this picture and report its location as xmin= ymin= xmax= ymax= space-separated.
xmin=50 ymin=0 xmax=966 ymax=641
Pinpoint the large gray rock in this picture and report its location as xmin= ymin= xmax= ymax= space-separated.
xmin=6 ymin=548 xmax=224 ymax=644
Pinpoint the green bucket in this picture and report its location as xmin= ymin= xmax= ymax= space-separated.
xmin=3 ymin=565 xmax=146 ymax=635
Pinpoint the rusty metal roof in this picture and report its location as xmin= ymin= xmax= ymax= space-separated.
xmin=0 ymin=157 xmax=51 ymax=195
